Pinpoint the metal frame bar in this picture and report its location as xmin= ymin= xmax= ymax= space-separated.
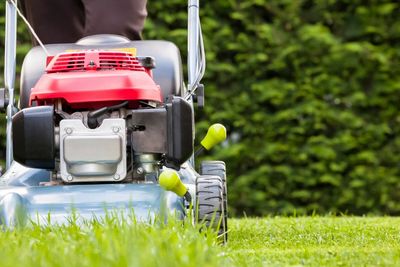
xmin=187 ymin=0 xmax=200 ymax=166
xmin=4 ymin=0 xmax=17 ymax=169
xmin=188 ymin=0 xmax=199 ymax=90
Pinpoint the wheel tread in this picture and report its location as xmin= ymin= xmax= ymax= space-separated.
xmin=199 ymin=161 xmax=228 ymax=243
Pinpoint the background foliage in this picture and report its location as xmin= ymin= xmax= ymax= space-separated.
xmin=0 ymin=0 xmax=400 ymax=216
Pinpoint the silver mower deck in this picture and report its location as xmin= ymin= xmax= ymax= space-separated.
xmin=0 ymin=162 xmax=197 ymax=226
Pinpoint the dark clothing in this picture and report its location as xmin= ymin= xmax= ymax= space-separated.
xmin=20 ymin=0 xmax=147 ymax=45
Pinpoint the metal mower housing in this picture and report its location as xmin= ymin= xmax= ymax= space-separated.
xmin=2 ymin=35 xmax=197 ymax=224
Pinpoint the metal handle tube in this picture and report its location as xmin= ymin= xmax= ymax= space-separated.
xmin=5 ymin=0 xmax=17 ymax=169
xmin=187 ymin=0 xmax=200 ymax=166
xmin=188 ymin=0 xmax=199 ymax=89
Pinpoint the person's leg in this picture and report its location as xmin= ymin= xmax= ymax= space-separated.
xmin=19 ymin=0 xmax=85 ymax=44
xmin=82 ymin=0 xmax=147 ymax=40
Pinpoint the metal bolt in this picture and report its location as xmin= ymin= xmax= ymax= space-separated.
xmin=67 ymin=175 xmax=73 ymax=181
xmin=112 ymin=126 xmax=120 ymax=133
xmin=136 ymin=167 xmax=144 ymax=175
xmin=65 ymin=128 xmax=73 ymax=134
xmin=113 ymin=174 xmax=120 ymax=180
xmin=71 ymin=112 xmax=83 ymax=120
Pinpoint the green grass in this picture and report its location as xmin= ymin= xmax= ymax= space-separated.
xmin=228 ymin=217 xmax=400 ymax=266
xmin=0 ymin=216 xmax=399 ymax=266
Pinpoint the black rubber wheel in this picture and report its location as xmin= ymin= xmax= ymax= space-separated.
xmin=195 ymin=175 xmax=227 ymax=243
xmin=200 ymin=161 xmax=228 ymax=237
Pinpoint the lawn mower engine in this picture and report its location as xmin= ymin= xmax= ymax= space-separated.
xmin=12 ymin=50 xmax=193 ymax=184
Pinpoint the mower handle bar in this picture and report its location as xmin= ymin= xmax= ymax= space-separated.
xmin=4 ymin=0 xmax=17 ymax=169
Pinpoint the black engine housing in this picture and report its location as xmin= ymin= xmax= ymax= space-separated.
xmin=13 ymin=106 xmax=55 ymax=169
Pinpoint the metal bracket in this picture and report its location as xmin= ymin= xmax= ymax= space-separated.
xmin=0 ymin=88 xmax=9 ymax=112
xmin=193 ymin=84 xmax=204 ymax=108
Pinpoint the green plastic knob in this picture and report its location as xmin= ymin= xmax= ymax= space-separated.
xmin=159 ymin=169 xmax=187 ymax=197
xmin=200 ymin=123 xmax=227 ymax=150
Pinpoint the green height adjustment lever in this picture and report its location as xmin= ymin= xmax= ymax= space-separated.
xmin=195 ymin=123 xmax=227 ymax=156
xmin=159 ymin=169 xmax=191 ymax=202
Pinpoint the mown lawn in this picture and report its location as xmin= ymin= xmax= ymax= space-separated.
xmin=0 ymin=216 xmax=399 ymax=266
xmin=228 ymin=217 xmax=400 ymax=266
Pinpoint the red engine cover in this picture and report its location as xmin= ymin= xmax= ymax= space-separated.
xmin=30 ymin=51 xmax=163 ymax=109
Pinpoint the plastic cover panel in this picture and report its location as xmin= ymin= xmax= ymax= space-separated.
xmin=59 ymin=118 xmax=126 ymax=183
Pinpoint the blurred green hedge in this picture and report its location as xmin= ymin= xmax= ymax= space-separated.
xmin=1 ymin=1 xmax=400 ymax=216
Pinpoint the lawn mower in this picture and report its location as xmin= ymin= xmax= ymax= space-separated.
xmin=0 ymin=0 xmax=228 ymax=241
